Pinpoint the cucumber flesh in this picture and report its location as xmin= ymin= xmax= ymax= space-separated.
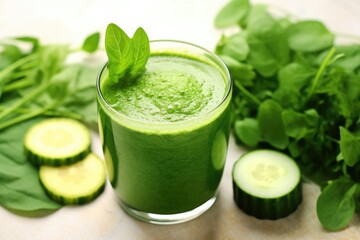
xmin=24 ymin=118 xmax=91 ymax=166
xmin=232 ymin=149 xmax=302 ymax=220
xmin=39 ymin=153 xmax=106 ymax=205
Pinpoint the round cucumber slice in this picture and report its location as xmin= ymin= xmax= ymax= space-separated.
xmin=232 ymin=149 xmax=302 ymax=220
xmin=24 ymin=118 xmax=91 ymax=166
xmin=39 ymin=153 xmax=106 ymax=205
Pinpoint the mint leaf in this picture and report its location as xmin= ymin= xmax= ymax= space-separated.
xmin=105 ymin=23 xmax=133 ymax=82
xmin=82 ymin=32 xmax=100 ymax=53
xmin=105 ymin=23 xmax=150 ymax=83
xmin=130 ymin=27 xmax=150 ymax=78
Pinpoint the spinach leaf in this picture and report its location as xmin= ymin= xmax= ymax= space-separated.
xmin=52 ymin=65 xmax=99 ymax=126
xmin=333 ymin=45 xmax=360 ymax=73
xmin=340 ymin=127 xmax=360 ymax=167
xmin=282 ymin=109 xmax=319 ymax=141
xmin=246 ymin=35 xmax=280 ymax=77
xmin=287 ymin=20 xmax=335 ymax=52
xmin=216 ymin=32 xmax=249 ymax=62
xmin=0 ymin=32 xmax=102 ymax=212
xmin=0 ymin=34 xmax=101 ymax=130
xmin=246 ymin=4 xmax=275 ymax=36
xmin=234 ymin=118 xmax=260 ymax=147
xmin=277 ymin=63 xmax=316 ymax=91
xmin=316 ymin=178 xmax=358 ymax=231
xmin=245 ymin=6 xmax=289 ymax=77
xmin=214 ymin=0 xmax=250 ymax=28
xmin=257 ymin=99 xmax=289 ymax=149
xmin=0 ymin=118 xmax=62 ymax=211
xmin=220 ymin=55 xmax=255 ymax=84
xmin=34 ymin=45 xmax=70 ymax=83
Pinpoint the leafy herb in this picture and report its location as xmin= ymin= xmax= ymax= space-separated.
xmin=0 ymin=32 xmax=101 ymax=211
xmin=0 ymin=33 xmax=100 ymax=131
xmin=0 ymin=118 xmax=62 ymax=211
xmin=82 ymin=32 xmax=100 ymax=53
xmin=257 ymin=99 xmax=289 ymax=149
xmin=287 ymin=20 xmax=335 ymax=52
xmin=105 ymin=23 xmax=150 ymax=83
xmin=214 ymin=0 xmax=250 ymax=28
xmin=215 ymin=0 xmax=360 ymax=231
xmin=316 ymin=178 xmax=358 ymax=231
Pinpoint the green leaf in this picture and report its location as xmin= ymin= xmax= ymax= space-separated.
xmin=257 ymin=99 xmax=289 ymax=149
xmin=0 ymin=44 xmax=23 ymax=70
xmin=15 ymin=36 xmax=40 ymax=52
xmin=278 ymin=63 xmax=316 ymax=90
xmin=246 ymin=7 xmax=289 ymax=77
xmin=287 ymin=20 xmax=335 ymax=52
xmin=282 ymin=109 xmax=319 ymax=140
xmin=333 ymin=45 xmax=360 ymax=73
xmin=273 ymin=87 xmax=303 ymax=110
xmin=246 ymin=4 xmax=275 ymax=36
xmin=234 ymin=118 xmax=260 ymax=146
xmin=217 ymin=32 xmax=249 ymax=62
xmin=282 ymin=110 xmax=308 ymax=140
xmin=31 ymin=64 xmax=99 ymax=126
xmin=316 ymin=178 xmax=357 ymax=231
xmin=105 ymin=23 xmax=133 ymax=82
xmin=220 ymin=55 xmax=255 ymax=84
xmin=105 ymin=24 xmax=150 ymax=83
xmin=246 ymin=36 xmax=279 ymax=77
xmin=38 ymin=44 xmax=69 ymax=82
xmin=339 ymin=127 xmax=360 ymax=167
xmin=130 ymin=27 xmax=150 ymax=78
xmin=82 ymin=32 xmax=100 ymax=53
xmin=61 ymin=65 xmax=99 ymax=125
xmin=214 ymin=0 xmax=250 ymax=28
xmin=0 ymin=118 xmax=62 ymax=211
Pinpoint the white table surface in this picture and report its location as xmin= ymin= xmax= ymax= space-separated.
xmin=1 ymin=0 xmax=360 ymax=239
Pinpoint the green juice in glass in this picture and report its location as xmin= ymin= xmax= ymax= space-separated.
xmin=97 ymin=41 xmax=232 ymax=224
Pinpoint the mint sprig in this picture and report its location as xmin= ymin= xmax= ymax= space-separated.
xmin=105 ymin=23 xmax=150 ymax=83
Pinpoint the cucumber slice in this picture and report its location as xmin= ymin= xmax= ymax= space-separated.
xmin=232 ymin=149 xmax=302 ymax=220
xmin=39 ymin=153 xmax=106 ymax=205
xmin=24 ymin=118 xmax=91 ymax=166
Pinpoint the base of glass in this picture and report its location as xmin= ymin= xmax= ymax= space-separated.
xmin=119 ymin=196 xmax=217 ymax=225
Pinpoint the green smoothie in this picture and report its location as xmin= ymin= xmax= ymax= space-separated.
xmin=97 ymin=41 xmax=232 ymax=216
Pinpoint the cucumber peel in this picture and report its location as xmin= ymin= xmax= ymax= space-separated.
xmin=39 ymin=153 xmax=106 ymax=205
xmin=232 ymin=149 xmax=302 ymax=220
xmin=24 ymin=118 xmax=91 ymax=166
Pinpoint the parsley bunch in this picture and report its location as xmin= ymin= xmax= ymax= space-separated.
xmin=215 ymin=0 xmax=360 ymax=231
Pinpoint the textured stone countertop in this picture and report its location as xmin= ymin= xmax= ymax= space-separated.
xmin=0 ymin=0 xmax=359 ymax=239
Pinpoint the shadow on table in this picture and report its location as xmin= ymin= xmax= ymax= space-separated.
xmin=133 ymin=196 xmax=223 ymax=240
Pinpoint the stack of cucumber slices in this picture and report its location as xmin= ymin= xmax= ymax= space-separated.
xmin=232 ymin=150 xmax=302 ymax=220
xmin=24 ymin=118 xmax=106 ymax=205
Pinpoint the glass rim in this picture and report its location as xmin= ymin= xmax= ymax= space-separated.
xmin=96 ymin=39 xmax=232 ymax=127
